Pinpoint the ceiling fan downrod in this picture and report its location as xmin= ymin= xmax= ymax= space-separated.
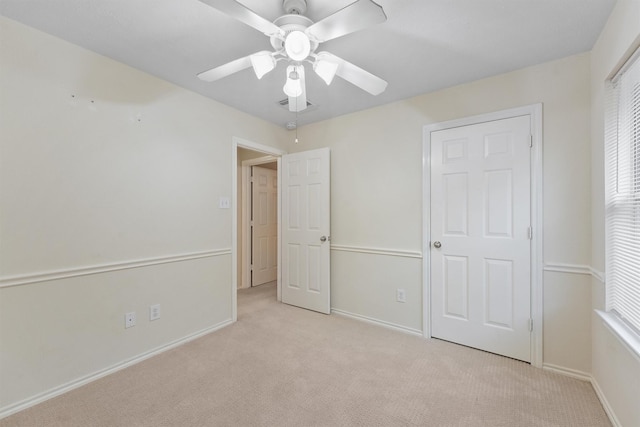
xmin=283 ymin=0 xmax=307 ymax=15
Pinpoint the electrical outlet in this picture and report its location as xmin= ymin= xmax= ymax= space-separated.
xmin=125 ymin=312 xmax=136 ymax=328
xmin=218 ymin=197 xmax=230 ymax=209
xmin=396 ymin=288 xmax=406 ymax=303
xmin=150 ymin=304 xmax=161 ymax=321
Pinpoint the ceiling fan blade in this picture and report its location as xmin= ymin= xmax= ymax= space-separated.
xmin=318 ymin=52 xmax=387 ymax=95
xmin=289 ymin=66 xmax=307 ymax=113
xmin=199 ymin=0 xmax=283 ymax=37
xmin=305 ymin=0 xmax=386 ymax=43
xmin=197 ymin=55 xmax=252 ymax=82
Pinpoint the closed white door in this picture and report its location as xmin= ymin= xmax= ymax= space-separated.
xmin=251 ymin=166 xmax=278 ymax=286
xmin=281 ymin=148 xmax=331 ymax=314
xmin=430 ymin=115 xmax=532 ymax=362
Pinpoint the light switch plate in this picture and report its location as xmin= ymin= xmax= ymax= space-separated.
xmin=150 ymin=304 xmax=161 ymax=321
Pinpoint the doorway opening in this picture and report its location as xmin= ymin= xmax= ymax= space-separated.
xmin=239 ymin=150 xmax=278 ymax=289
xmin=232 ymin=139 xmax=332 ymax=320
xmin=231 ymin=138 xmax=286 ymax=322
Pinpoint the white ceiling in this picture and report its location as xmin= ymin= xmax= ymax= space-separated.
xmin=0 ymin=0 xmax=616 ymax=128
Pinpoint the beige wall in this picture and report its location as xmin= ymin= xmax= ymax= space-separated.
xmin=590 ymin=1 xmax=640 ymax=426
xmin=0 ymin=17 xmax=287 ymax=413
xmin=3 ymin=2 xmax=639 ymax=423
xmin=290 ymin=52 xmax=593 ymax=373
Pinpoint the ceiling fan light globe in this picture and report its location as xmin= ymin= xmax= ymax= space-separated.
xmin=283 ymin=77 xmax=303 ymax=97
xmin=313 ymin=59 xmax=338 ymax=85
xmin=249 ymin=51 xmax=276 ymax=79
xmin=284 ymin=30 xmax=311 ymax=61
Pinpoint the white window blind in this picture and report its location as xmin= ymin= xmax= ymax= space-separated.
xmin=605 ymin=47 xmax=640 ymax=333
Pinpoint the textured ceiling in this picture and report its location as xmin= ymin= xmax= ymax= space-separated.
xmin=0 ymin=0 xmax=616 ymax=128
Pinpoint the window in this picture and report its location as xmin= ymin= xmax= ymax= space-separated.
xmin=605 ymin=47 xmax=640 ymax=333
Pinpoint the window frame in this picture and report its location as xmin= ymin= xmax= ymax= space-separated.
xmin=600 ymin=46 xmax=640 ymax=359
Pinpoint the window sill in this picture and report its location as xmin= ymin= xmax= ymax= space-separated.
xmin=596 ymin=310 xmax=640 ymax=362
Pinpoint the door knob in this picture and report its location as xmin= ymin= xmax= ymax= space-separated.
xmin=433 ymin=241 xmax=441 ymax=248
xmin=320 ymin=236 xmax=327 ymax=242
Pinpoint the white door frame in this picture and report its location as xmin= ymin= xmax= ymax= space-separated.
xmin=240 ymin=157 xmax=279 ymax=290
xmin=422 ymin=104 xmax=543 ymax=367
xmin=232 ymin=137 xmax=286 ymax=322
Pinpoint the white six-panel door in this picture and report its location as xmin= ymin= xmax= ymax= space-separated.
xmin=430 ymin=115 xmax=532 ymax=362
xmin=281 ymin=148 xmax=331 ymax=314
xmin=251 ymin=166 xmax=278 ymax=286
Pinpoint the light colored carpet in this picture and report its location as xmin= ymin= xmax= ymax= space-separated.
xmin=2 ymin=283 xmax=610 ymax=426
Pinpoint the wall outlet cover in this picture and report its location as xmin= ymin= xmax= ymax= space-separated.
xmin=396 ymin=289 xmax=407 ymax=303
xmin=125 ymin=312 xmax=136 ymax=328
xmin=218 ymin=197 xmax=230 ymax=209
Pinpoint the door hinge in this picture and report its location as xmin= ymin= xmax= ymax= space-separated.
xmin=529 ymin=135 xmax=533 ymax=148
xmin=527 ymin=226 xmax=533 ymax=240
xmin=528 ymin=318 xmax=534 ymax=332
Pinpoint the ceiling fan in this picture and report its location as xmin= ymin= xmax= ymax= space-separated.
xmin=197 ymin=0 xmax=388 ymax=112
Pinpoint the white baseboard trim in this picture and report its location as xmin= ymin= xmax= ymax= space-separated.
xmin=543 ymin=364 xmax=621 ymax=427
xmin=334 ymin=309 xmax=623 ymax=427
xmin=331 ymin=308 xmax=423 ymax=337
xmin=0 ymin=249 xmax=232 ymax=289
xmin=1 ymin=316 xmax=622 ymax=427
xmin=591 ymin=376 xmax=622 ymax=427
xmin=542 ymin=363 xmax=591 ymax=381
xmin=0 ymin=318 xmax=234 ymax=420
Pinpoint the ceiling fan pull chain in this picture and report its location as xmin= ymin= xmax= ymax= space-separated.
xmin=294 ymin=92 xmax=299 ymax=144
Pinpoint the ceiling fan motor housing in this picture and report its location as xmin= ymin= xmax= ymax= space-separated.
xmin=283 ymin=0 xmax=307 ymax=15
xmin=270 ymin=14 xmax=317 ymax=56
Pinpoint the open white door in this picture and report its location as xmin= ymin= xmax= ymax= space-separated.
xmin=281 ymin=148 xmax=331 ymax=314
xmin=251 ymin=166 xmax=278 ymax=286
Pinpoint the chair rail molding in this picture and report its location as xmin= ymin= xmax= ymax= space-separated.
xmin=330 ymin=244 xmax=422 ymax=259
xmin=0 ymin=249 xmax=231 ymax=288
xmin=543 ymin=262 xmax=604 ymax=283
